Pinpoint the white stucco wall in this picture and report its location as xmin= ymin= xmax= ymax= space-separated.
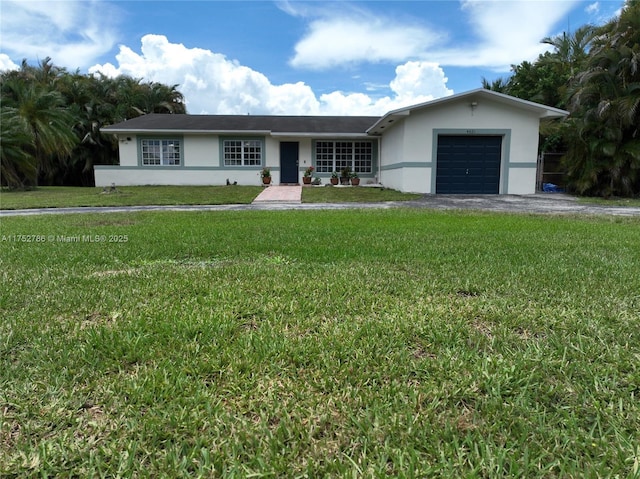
xmin=185 ymin=136 xmax=219 ymax=167
xmin=97 ymin=133 xmax=267 ymax=187
xmin=380 ymin=96 xmax=542 ymax=194
xmin=96 ymin=135 xmax=317 ymax=187
xmin=115 ymin=136 xmax=138 ymax=167
xmin=378 ymin=167 xmax=403 ymax=192
xmin=297 ymin=138 xmax=313 ymax=171
xmin=507 ymin=168 xmax=537 ymax=195
xmin=380 ymin=167 xmax=432 ymax=194
xmin=378 ymin=121 xmax=405 ymax=191
xmin=95 ymin=167 xmax=267 ymax=186
xmin=263 ymin=137 xmax=279 ymax=171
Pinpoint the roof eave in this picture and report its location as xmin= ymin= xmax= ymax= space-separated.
xmin=101 ymin=128 xmax=273 ymax=135
xmin=366 ymin=89 xmax=570 ymax=133
xmin=366 ymin=111 xmax=410 ymax=135
xmin=102 ymin=128 xmax=373 ymax=137
xmin=270 ymin=132 xmax=372 ymax=138
xmin=539 ymin=110 xmax=570 ymax=120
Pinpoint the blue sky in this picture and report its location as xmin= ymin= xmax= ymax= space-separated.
xmin=0 ymin=0 xmax=625 ymax=115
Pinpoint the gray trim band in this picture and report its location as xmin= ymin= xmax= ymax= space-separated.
xmin=380 ymin=162 xmax=433 ymax=171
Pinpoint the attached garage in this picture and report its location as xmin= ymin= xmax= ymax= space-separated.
xmin=435 ymin=135 xmax=502 ymax=194
xmin=369 ymin=89 xmax=569 ymax=195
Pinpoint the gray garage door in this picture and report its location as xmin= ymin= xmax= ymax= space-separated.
xmin=436 ymin=136 xmax=502 ymax=194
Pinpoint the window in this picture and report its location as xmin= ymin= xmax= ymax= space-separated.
xmin=223 ymin=139 xmax=263 ymax=166
xmin=141 ymin=139 xmax=181 ymax=166
xmin=315 ymin=140 xmax=373 ymax=173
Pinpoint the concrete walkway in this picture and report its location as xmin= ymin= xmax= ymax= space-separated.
xmin=252 ymin=185 xmax=302 ymax=204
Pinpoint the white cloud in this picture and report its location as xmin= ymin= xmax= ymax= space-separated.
xmin=0 ymin=53 xmax=19 ymax=72
xmin=286 ymin=0 xmax=583 ymax=72
xmin=585 ymin=1 xmax=622 ymax=23
xmin=290 ymin=13 xmax=442 ymax=70
xmin=390 ymin=61 xmax=453 ymax=103
xmin=0 ymin=0 xmax=119 ymax=69
xmin=586 ymin=2 xmax=600 ymax=14
xmin=91 ymin=35 xmax=320 ymax=115
xmin=318 ymin=62 xmax=453 ymax=115
xmin=275 ymin=0 xmax=315 ymax=18
xmin=424 ymin=0 xmax=582 ymax=70
xmin=89 ymin=35 xmax=453 ymax=116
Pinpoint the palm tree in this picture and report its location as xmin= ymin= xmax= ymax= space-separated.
xmin=481 ymin=77 xmax=509 ymax=93
xmin=562 ymin=0 xmax=640 ymax=196
xmin=106 ymin=76 xmax=186 ymax=117
xmin=141 ymin=82 xmax=186 ymax=114
xmin=0 ymin=108 xmax=36 ymax=188
xmin=55 ymin=73 xmax=111 ymax=184
xmin=1 ymin=57 xmax=187 ymax=187
xmin=1 ymin=78 xmax=77 ymax=186
xmin=541 ymin=24 xmax=598 ymax=76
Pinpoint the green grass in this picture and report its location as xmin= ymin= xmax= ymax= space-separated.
xmin=577 ymin=196 xmax=640 ymax=207
xmin=0 ymin=185 xmax=421 ymax=210
xmin=2 ymin=209 xmax=640 ymax=477
xmin=0 ymin=186 xmax=264 ymax=210
xmin=302 ymin=185 xmax=422 ymax=203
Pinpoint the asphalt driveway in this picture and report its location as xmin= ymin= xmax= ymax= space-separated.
xmin=404 ymin=194 xmax=640 ymax=216
xmin=1 ymin=194 xmax=639 ymax=217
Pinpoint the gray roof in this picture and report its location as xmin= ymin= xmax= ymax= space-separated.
xmin=102 ymin=114 xmax=381 ymax=136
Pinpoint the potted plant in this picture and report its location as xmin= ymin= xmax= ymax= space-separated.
xmin=303 ymin=165 xmax=314 ymax=184
xmin=350 ymin=171 xmax=360 ymax=186
xmin=260 ymin=167 xmax=271 ymax=185
xmin=330 ymin=171 xmax=339 ymax=185
xmin=340 ymin=166 xmax=351 ymax=185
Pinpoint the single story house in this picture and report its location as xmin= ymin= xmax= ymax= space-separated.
xmin=96 ymin=89 xmax=568 ymax=194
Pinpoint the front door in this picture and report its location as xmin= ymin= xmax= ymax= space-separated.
xmin=280 ymin=142 xmax=299 ymax=184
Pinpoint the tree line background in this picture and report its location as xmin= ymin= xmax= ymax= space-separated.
xmin=1 ymin=0 xmax=638 ymax=196
xmin=483 ymin=0 xmax=639 ymax=197
xmin=1 ymin=60 xmax=186 ymax=189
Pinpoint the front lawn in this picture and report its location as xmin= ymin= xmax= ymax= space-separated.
xmin=1 ymin=210 xmax=639 ymax=477
xmin=302 ymin=185 xmax=422 ymax=202
xmin=0 ymin=185 xmax=421 ymax=210
xmin=0 ymin=185 xmax=264 ymax=210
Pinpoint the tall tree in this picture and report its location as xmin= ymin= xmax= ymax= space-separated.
xmin=483 ymin=25 xmax=597 ymax=110
xmin=1 ymin=60 xmax=187 ymax=187
xmin=481 ymin=77 xmax=509 ymax=93
xmin=56 ymin=73 xmax=113 ymax=185
xmin=0 ymin=108 xmax=35 ymax=189
xmin=562 ymin=0 xmax=640 ymax=196
xmin=1 ymin=77 xmax=77 ymax=186
xmin=139 ymin=82 xmax=186 ymax=114
xmin=541 ymin=25 xmax=598 ymax=77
